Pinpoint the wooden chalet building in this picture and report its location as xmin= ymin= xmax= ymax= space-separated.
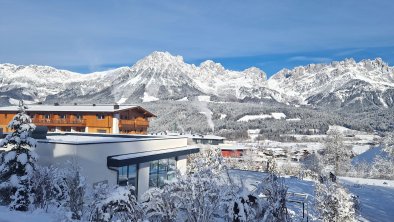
xmin=0 ymin=104 xmax=156 ymax=134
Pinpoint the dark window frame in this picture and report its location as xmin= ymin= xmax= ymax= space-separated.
xmin=96 ymin=114 xmax=105 ymax=120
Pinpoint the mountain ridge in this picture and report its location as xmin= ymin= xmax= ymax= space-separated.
xmin=0 ymin=52 xmax=393 ymax=110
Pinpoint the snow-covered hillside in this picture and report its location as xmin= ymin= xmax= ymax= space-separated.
xmin=1 ymin=52 xmax=394 ymax=110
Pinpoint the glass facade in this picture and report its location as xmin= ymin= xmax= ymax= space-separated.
xmin=149 ymin=157 xmax=176 ymax=187
xmin=117 ymin=164 xmax=137 ymax=188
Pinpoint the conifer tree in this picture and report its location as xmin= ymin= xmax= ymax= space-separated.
xmin=0 ymin=100 xmax=37 ymax=211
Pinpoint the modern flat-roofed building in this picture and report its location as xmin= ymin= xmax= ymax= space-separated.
xmin=188 ymin=134 xmax=225 ymax=145
xmin=0 ymin=104 xmax=156 ymax=134
xmin=31 ymin=132 xmax=198 ymax=200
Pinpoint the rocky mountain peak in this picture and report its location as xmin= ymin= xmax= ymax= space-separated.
xmin=243 ymin=67 xmax=267 ymax=80
xmin=199 ymin=60 xmax=226 ymax=74
xmin=134 ymin=51 xmax=184 ymax=68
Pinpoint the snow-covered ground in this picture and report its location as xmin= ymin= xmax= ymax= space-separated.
xmin=352 ymin=147 xmax=388 ymax=164
xmin=229 ymin=169 xmax=394 ymax=222
xmin=237 ymin=114 xmax=272 ymax=122
xmin=141 ymin=92 xmax=159 ymax=102
xmin=339 ymin=177 xmax=394 ymax=222
xmin=0 ymin=207 xmax=56 ymax=222
xmin=237 ymin=112 xmax=287 ymax=122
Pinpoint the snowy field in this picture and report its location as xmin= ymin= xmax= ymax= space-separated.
xmin=237 ymin=112 xmax=286 ymax=122
xmin=229 ymin=169 xmax=394 ymax=222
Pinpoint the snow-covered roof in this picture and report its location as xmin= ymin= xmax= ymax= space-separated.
xmin=36 ymin=133 xmax=185 ymax=144
xmin=219 ymin=144 xmax=247 ymax=150
xmin=111 ymin=146 xmax=198 ymax=161
xmin=0 ymin=104 xmax=155 ymax=116
xmin=108 ymin=146 xmax=199 ymax=167
xmin=188 ymin=134 xmax=225 ymax=140
xmin=148 ymin=133 xmax=225 ymax=140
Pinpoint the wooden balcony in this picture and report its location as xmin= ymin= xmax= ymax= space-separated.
xmin=32 ymin=118 xmax=87 ymax=127
xmin=119 ymin=119 xmax=149 ymax=128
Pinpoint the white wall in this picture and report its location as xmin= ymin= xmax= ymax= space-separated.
xmin=137 ymin=162 xmax=150 ymax=200
xmin=36 ymin=137 xmax=188 ymax=191
xmin=112 ymin=113 xmax=120 ymax=134
xmin=176 ymin=155 xmax=188 ymax=175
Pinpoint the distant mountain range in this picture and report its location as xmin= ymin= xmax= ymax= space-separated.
xmin=1 ymin=51 xmax=393 ymax=110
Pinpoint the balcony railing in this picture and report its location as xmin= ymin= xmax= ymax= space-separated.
xmin=119 ymin=119 xmax=149 ymax=128
xmin=32 ymin=118 xmax=87 ymax=126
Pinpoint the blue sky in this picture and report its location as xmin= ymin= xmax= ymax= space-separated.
xmin=0 ymin=0 xmax=393 ymax=76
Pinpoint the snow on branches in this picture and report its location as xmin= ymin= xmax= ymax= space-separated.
xmin=89 ymin=183 xmax=142 ymax=222
xmin=0 ymin=100 xmax=37 ymax=211
xmin=315 ymin=180 xmax=357 ymax=222
xmin=383 ymin=132 xmax=394 ymax=156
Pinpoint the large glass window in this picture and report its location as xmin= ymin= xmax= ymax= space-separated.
xmin=149 ymin=157 xmax=176 ymax=188
xmin=117 ymin=164 xmax=137 ymax=188
xmin=118 ymin=166 xmax=128 ymax=186
xmin=128 ymin=165 xmax=137 ymax=187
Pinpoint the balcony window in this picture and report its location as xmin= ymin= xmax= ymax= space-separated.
xmin=44 ymin=114 xmax=51 ymax=119
xmin=76 ymin=114 xmax=83 ymax=120
xmin=60 ymin=114 xmax=67 ymax=119
xmin=97 ymin=114 xmax=105 ymax=120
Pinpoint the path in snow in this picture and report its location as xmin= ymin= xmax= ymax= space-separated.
xmin=339 ymin=177 xmax=394 ymax=222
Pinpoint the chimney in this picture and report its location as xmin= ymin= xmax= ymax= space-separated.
xmin=74 ymin=103 xmax=78 ymax=106
xmin=54 ymin=102 xmax=59 ymax=106
xmin=114 ymin=104 xmax=120 ymax=110
xmin=92 ymin=104 xmax=96 ymax=106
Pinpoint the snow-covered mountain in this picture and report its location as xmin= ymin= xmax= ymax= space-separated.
xmin=268 ymin=58 xmax=394 ymax=109
xmin=0 ymin=52 xmax=393 ymax=110
xmin=1 ymin=52 xmax=276 ymax=105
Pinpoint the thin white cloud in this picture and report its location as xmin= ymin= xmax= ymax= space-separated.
xmin=334 ymin=48 xmax=365 ymax=56
xmin=288 ymin=56 xmax=332 ymax=63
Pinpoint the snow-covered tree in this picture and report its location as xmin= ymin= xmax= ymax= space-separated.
xmin=301 ymin=152 xmax=323 ymax=174
xmin=89 ymin=184 xmax=142 ymax=222
xmin=253 ymin=174 xmax=291 ymax=222
xmin=370 ymin=155 xmax=394 ymax=179
xmin=0 ymin=100 xmax=37 ymax=211
xmin=382 ymin=132 xmax=394 ymax=156
xmin=315 ymin=180 xmax=356 ymax=222
xmin=141 ymin=187 xmax=178 ymax=222
xmin=142 ymin=147 xmax=292 ymax=222
xmin=322 ymin=130 xmax=351 ymax=175
xmin=31 ymin=166 xmax=54 ymax=210
xmin=65 ymin=163 xmax=85 ymax=220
